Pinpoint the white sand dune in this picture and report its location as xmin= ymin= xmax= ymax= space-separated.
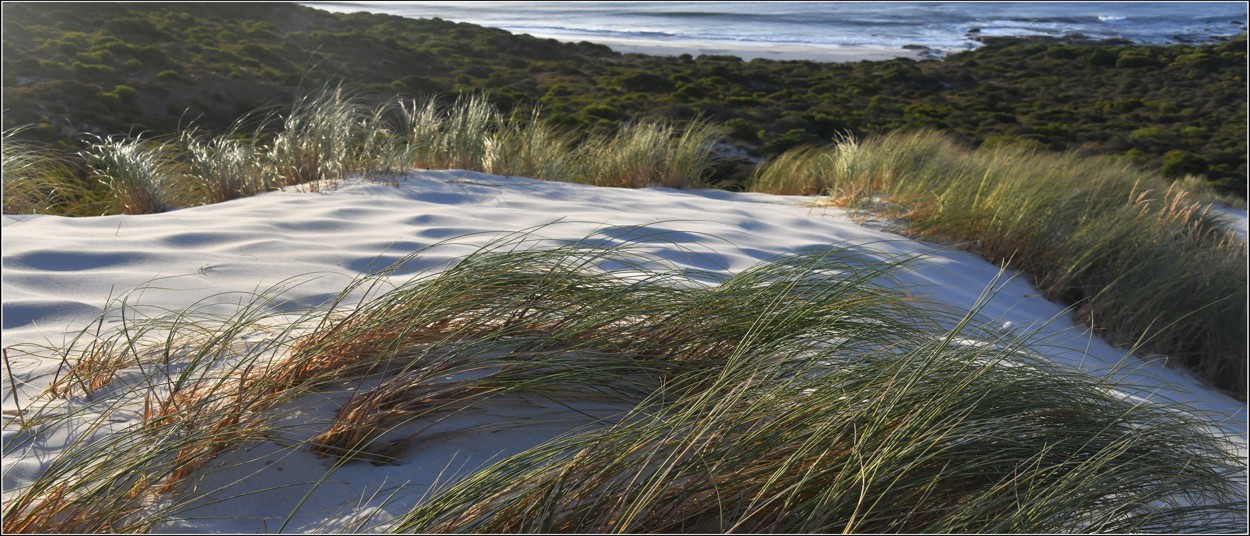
xmin=2 ymin=171 xmax=1245 ymax=532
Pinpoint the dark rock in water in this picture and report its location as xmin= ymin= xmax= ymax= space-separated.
xmin=967 ymin=27 xmax=981 ymax=34
xmin=902 ymin=44 xmax=945 ymax=60
xmin=971 ymin=34 xmax=1133 ymax=47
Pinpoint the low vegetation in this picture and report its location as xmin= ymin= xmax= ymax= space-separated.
xmin=750 ymin=130 xmax=1248 ymax=399
xmin=2 ymin=2 xmax=1245 ymax=195
xmin=4 ymin=85 xmax=1244 ymax=402
xmin=2 ymin=86 xmax=727 ymax=216
xmin=3 ymin=235 xmax=1245 ymax=533
xmin=2 ymin=3 xmax=1246 ymax=532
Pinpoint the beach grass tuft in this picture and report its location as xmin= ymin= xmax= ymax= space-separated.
xmin=1 ymin=127 xmax=105 ymax=216
xmin=578 ymin=118 xmax=725 ymax=189
xmin=81 ymin=133 xmax=179 ymax=215
xmin=179 ymin=123 xmax=267 ymax=204
xmin=260 ymin=85 xmax=366 ymax=189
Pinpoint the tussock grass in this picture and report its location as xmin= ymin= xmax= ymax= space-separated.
xmin=179 ymin=125 xmax=266 ymax=204
xmin=3 ymin=230 xmax=1245 ymax=533
xmin=260 ymin=85 xmax=367 ymax=189
xmin=579 ymin=119 xmax=725 ymax=189
xmin=749 ymin=145 xmax=835 ymax=196
xmin=750 ymin=130 xmax=1249 ymax=399
xmin=2 ymin=283 xmax=310 ymax=532
xmin=1 ymin=127 xmax=105 ymax=216
xmin=80 ymin=134 xmax=180 ymax=215
xmin=483 ymin=110 xmax=575 ymax=180
xmin=395 ymin=93 xmax=499 ymax=171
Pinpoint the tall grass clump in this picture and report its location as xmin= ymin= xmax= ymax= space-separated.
xmin=482 ymin=109 xmax=575 ymax=181
xmin=397 ymin=93 xmax=501 ymax=171
xmin=355 ymin=98 xmax=415 ymax=180
xmin=748 ymin=145 xmax=835 ymax=196
xmin=261 ymin=85 xmax=369 ymax=189
xmin=179 ymin=125 xmax=265 ymax=204
xmin=81 ymin=133 xmax=179 ymax=215
xmin=435 ymin=93 xmax=498 ymax=170
xmin=395 ymin=334 xmax=1246 ymax=533
xmin=4 ymin=230 xmax=1244 ymax=533
xmin=578 ymin=119 xmax=725 ymax=189
xmin=749 ymin=130 xmax=1249 ymax=399
xmin=6 ymin=88 xmax=734 ymax=218
xmin=1 ymin=127 xmax=104 ymax=215
xmin=1040 ymin=185 xmax=1248 ymax=392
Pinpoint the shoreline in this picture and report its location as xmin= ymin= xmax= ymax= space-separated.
xmin=586 ymin=36 xmax=934 ymax=62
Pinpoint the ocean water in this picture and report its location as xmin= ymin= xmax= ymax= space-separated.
xmin=304 ymin=1 xmax=1248 ymax=60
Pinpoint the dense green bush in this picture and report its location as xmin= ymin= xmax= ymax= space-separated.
xmin=1 ymin=2 xmax=1245 ymax=196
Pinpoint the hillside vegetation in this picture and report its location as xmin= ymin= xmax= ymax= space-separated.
xmin=2 ymin=2 xmax=1246 ymax=196
xmin=3 ymin=4 xmax=1248 ymax=532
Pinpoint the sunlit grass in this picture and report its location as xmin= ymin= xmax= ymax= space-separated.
xmin=260 ymin=85 xmax=366 ymax=189
xmin=179 ymin=123 xmax=267 ymax=204
xmin=3 ymin=231 xmax=1244 ymax=533
xmin=749 ymin=130 xmax=1248 ymax=399
xmin=1 ymin=127 xmax=106 ymax=216
xmin=577 ymin=119 xmax=725 ymax=189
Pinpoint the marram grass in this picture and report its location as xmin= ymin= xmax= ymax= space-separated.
xmin=81 ymin=133 xmax=179 ymax=215
xmin=1 ymin=127 xmax=106 ymax=216
xmin=3 ymin=230 xmax=1245 ymax=534
xmin=749 ymin=130 xmax=1248 ymax=400
xmin=6 ymin=86 xmax=725 ymax=213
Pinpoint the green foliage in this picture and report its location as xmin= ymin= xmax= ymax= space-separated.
xmin=81 ymin=134 xmax=177 ymax=214
xmin=4 ymin=234 xmax=1244 ymax=533
xmin=580 ymin=103 xmax=623 ymax=122
xmin=750 ymin=131 xmax=1248 ymax=398
xmin=2 ymin=3 xmax=1244 ymax=196
xmin=1161 ymin=149 xmax=1209 ymax=178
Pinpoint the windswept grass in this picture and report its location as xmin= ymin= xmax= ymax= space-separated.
xmin=80 ymin=134 xmax=180 ymax=215
xmin=3 ymin=230 xmax=1245 ymax=533
xmin=749 ymin=145 xmax=836 ymax=196
xmin=578 ymin=119 xmax=725 ymax=189
xmin=2 ymin=91 xmax=1243 ymax=402
xmin=749 ymin=130 xmax=1249 ymax=399
xmin=179 ymin=125 xmax=266 ymax=204
xmin=260 ymin=85 xmax=368 ymax=189
xmin=482 ymin=109 xmax=575 ymax=181
xmin=1 ymin=128 xmax=105 ymax=216
xmin=2 ymin=280 xmax=316 ymax=532
xmin=383 ymin=93 xmax=502 ymax=172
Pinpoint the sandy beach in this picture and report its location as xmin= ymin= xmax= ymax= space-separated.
xmin=591 ymin=37 xmax=931 ymax=62
xmin=3 ymin=170 xmax=1245 ymax=532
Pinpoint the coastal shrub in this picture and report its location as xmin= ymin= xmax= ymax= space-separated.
xmin=760 ymin=128 xmax=823 ymax=156
xmin=580 ymin=103 xmax=624 ymax=122
xmin=1161 ymin=149 xmax=1209 ymax=178
xmin=3 ymin=4 xmax=1245 ymax=194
